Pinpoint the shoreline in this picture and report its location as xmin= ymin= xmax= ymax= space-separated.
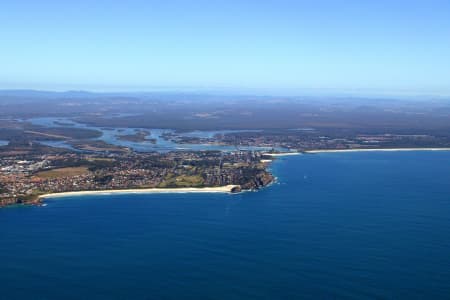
xmin=264 ymin=152 xmax=301 ymax=157
xmin=264 ymin=148 xmax=450 ymax=156
xmin=305 ymin=148 xmax=450 ymax=153
xmin=260 ymin=159 xmax=273 ymax=163
xmin=38 ymin=185 xmax=240 ymax=199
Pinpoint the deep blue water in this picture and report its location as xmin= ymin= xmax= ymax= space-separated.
xmin=2 ymin=152 xmax=450 ymax=299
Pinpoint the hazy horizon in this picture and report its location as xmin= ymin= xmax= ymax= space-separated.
xmin=1 ymin=87 xmax=450 ymax=100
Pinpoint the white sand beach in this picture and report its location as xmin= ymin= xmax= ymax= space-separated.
xmin=264 ymin=152 xmax=301 ymax=157
xmin=260 ymin=159 xmax=273 ymax=163
xmin=305 ymin=148 xmax=450 ymax=154
xmin=38 ymin=185 xmax=240 ymax=199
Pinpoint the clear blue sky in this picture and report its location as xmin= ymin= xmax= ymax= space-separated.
xmin=1 ymin=0 xmax=450 ymax=95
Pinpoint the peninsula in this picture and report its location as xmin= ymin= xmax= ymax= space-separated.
xmin=0 ymin=145 xmax=273 ymax=207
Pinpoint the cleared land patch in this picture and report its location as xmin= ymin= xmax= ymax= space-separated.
xmin=36 ymin=167 xmax=89 ymax=179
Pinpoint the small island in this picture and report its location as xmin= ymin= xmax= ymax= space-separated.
xmin=116 ymin=130 xmax=156 ymax=143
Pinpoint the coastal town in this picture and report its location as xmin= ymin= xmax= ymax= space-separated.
xmin=0 ymin=147 xmax=274 ymax=207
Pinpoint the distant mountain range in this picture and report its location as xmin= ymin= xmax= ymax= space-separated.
xmin=1 ymin=89 xmax=449 ymax=102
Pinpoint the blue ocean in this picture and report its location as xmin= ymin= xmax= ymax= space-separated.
xmin=2 ymin=152 xmax=450 ymax=299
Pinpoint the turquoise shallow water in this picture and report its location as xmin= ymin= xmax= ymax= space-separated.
xmin=1 ymin=152 xmax=450 ymax=299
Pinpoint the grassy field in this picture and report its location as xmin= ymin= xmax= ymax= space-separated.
xmin=159 ymin=175 xmax=204 ymax=188
xmin=36 ymin=167 xmax=90 ymax=179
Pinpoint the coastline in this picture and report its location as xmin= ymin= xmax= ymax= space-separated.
xmin=264 ymin=152 xmax=301 ymax=157
xmin=38 ymin=185 xmax=240 ymax=200
xmin=305 ymin=148 xmax=450 ymax=153
xmin=260 ymin=159 xmax=273 ymax=163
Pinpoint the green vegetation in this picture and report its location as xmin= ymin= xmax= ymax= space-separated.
xmin=36 ymin=167 xmax=89 ymax=179
xmin=116 ymin=130 xmax=155 ymax=143
xmin=158 ymin=175 xmax=205 ymax=188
